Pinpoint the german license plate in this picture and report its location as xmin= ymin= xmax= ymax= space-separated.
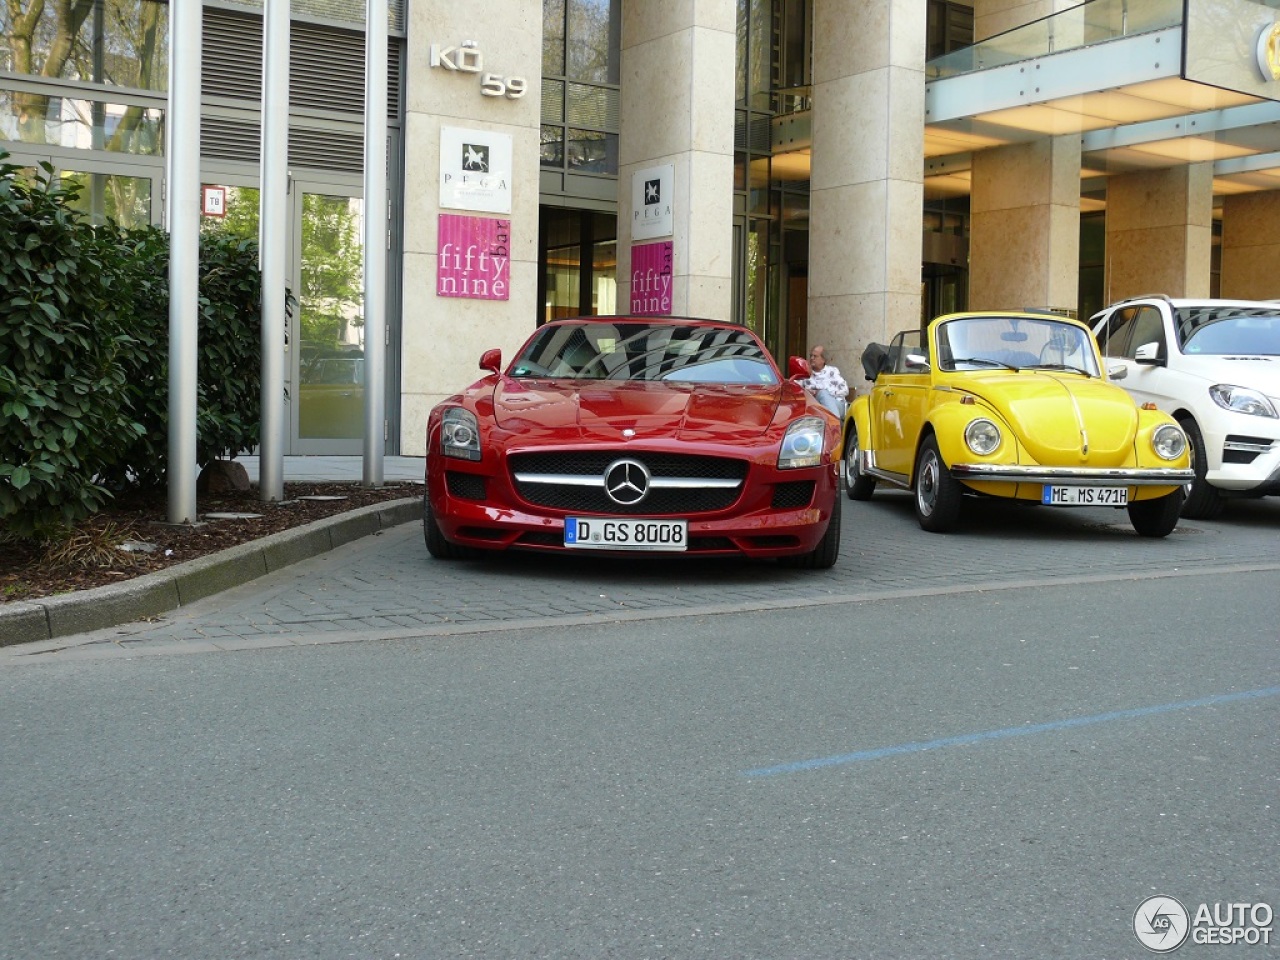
xmin=564 ymin=517 xmax=687 ymax=551
xmin=1041 ymin=485 xmax=1129 ymax=506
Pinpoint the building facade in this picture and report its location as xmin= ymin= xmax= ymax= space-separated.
xmin=3 ymin=0 xmax=1278 ymax=458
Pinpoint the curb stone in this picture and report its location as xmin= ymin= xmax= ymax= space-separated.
xmin=0 ymin=498 xmax=422 ymax=648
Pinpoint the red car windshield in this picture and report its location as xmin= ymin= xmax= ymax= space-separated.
xmin=509 ymin=322 xmax=780 ymax=385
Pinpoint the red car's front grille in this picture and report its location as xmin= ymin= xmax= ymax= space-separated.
xmin=510 ymin=451 xmax=746 ymax=479
xmin=508 ymin=450 xmax=748 ymax=516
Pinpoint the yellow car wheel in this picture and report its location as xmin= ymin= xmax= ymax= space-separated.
xmin=844 ymin=424 xmax=876 ymax=501
xmin=1128 ymin=489 xmax=1185 ymax=538
xmin=914 ymin=435 xmax=963 ymax=533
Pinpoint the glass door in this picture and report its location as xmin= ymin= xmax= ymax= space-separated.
xmin=185 ymin=174 xmax=371 ymax=456
xmin=291 ymin=184 xmax=366 ymax=454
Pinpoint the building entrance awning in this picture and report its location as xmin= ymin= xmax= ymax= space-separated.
xmin=923 ymin=0 xmax=1280 ymax=202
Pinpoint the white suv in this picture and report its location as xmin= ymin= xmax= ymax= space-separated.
xmin=1090 ymin=296 xmax=1280 ymax=518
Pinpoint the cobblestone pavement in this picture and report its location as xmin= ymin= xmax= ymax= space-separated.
xmin=8 ymin=491 xmax=1279 ymax=662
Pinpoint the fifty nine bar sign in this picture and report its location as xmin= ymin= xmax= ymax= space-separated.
xmin=438 ymin=214 xmax=510 ymax=301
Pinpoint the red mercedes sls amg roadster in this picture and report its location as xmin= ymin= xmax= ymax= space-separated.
xmin=424 ymin=317 xmax=843 ymax=568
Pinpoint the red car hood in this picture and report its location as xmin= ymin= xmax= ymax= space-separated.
xmin=490 ymin=379 xmax=785 ymax=440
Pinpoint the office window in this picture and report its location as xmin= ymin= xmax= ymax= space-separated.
xmin=0 ymin=1 xmax=168 ymax=91
xmin=927 ymin=0 xmax=974 ymax=60
xmin=567 ymin=0 xmax=617 ymax=84
xmin=543 ymin=0 xmax=566 ymax=76
xmin=540 ymin=0 xmax=619 ymax=176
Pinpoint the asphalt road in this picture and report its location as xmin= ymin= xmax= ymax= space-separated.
xmin=2 ymin=495 xmax=1278 ymax=959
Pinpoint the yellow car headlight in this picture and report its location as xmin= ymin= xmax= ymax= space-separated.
xmin=1152 ymin=423 xmax=1187 ymax=461
xmin=964 ymin=418 xmax=1001 ymax=456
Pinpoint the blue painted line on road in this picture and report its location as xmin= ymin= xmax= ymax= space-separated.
xmin=742 ymin=685 xmax=1280 ymax=778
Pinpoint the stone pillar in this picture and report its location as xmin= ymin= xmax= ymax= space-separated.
xmin=808 ymin=0 xmax=925 ymax=378
xmin=617 ymin=2 xmax=735 ymax=319
xmin=1220 ymin=191 xmax=1280 ymax=300
xmin=969 ymin=137 xmax=1082 ymax=312
xmin=1104 ymin=164 xmax=1213 ymax=301
xmin=399 ymin=0 xmax=542 ymax=456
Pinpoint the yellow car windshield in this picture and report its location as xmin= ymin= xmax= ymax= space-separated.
xmin=936 ymin=316 xmax=1099 ymax=376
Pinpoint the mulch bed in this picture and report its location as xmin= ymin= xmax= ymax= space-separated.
xmin=1 ymin=481 xmax=421 ymax=604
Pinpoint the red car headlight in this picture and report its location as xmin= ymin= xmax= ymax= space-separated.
xmin=779 ymin=416 xmax=825 ymax=469
xmin=441 ymin=407 xmax=481 ymax=461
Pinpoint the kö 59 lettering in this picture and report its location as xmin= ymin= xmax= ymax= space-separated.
xmin=480 ymin=74 xmax=527 ymax=99
xmin=430 ymin=42 xmax=527 ymax=100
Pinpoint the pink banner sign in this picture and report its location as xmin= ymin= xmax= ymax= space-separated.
xmin=437 ymin=214 xmax=510 ymax=300
xmin=630 ymin=240 xmax=673 ymax=316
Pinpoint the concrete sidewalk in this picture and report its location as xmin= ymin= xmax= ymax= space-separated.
xmin=1 ymin=456 xmax=427 ymax=648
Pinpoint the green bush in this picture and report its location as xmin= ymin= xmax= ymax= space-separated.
xmin=0 ymin=156 xmax=268 ymax=536
xmin=102 ymin=226 xmax=266 ymax=490
xmin=0 ymin=159 xmax=143 ymax=537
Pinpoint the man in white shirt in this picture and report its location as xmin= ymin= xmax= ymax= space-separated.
xmin=803 ymin=344 xmax=849 ymax=417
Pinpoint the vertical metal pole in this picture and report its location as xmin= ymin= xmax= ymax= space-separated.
xmin=90 ymin=3 xmax=104 ymax=222
xmin=362 ymin=0 xmax=389 ymax=487
xmin=166 ymin=0 xmax=201 ymax=524
xmin=259 ymin=0 xmax=290 ymax=502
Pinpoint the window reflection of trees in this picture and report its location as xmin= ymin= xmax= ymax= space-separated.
xmin=60 ymin=170 xmax=150 ymax=227
xmin=566 ymin=0 xmax=613 ymax=83
xmin=542 ymin=0 xmax=618 ymax=174
xmin=2 ymin=1 xmax=167 ymax=149
xmin=543 ymin=0 xmax=566 ymax=75
xmin=300 ymin=194 xmax=365 ymax=359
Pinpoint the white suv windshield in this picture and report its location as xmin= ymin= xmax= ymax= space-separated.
xmin=1177 ymin=308 xmax=1280 ymax=356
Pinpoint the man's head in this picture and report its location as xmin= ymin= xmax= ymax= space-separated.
xmin=809 ymin=345 xmax=828 ymax=371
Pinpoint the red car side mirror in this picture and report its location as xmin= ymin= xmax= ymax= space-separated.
xmin=480 ymin=348 xmax=502 ymax=374
xmin=788 ymin=356 xmax=811 ymax=380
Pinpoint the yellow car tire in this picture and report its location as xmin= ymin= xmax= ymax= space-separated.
xmin=914 ymin=435 xmax=963 ymax=533
xmin=844 ymin=424 xmax=876 ymax=501
xmin=1127 ymin=489 xmax=1185 ymax=538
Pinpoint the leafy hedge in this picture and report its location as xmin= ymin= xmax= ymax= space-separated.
xmin=0 ymin=157 xmax=265 ymax=538
xmin=100 ymin=225 xmax=266 ymax=490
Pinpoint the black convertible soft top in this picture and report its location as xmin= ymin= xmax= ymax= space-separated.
xmin=860 ymin=342 xmax=888 ymax=381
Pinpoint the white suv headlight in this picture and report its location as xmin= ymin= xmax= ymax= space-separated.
xmin=964 ymin=418 xmax=1001 ymax=455
xmin=1152 ymin=423 xmax=1187 ymax=461
xmin=779 ymin=417 xmax=825 ymax=469
xmin=441 ymin=407 xmax=481 ymax=460
xmin=1209 ymin=384 xmax=1278 ymax=418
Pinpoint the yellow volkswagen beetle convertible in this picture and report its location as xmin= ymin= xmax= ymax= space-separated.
xmin=842 ymin=311 xmax=1195 ymax=536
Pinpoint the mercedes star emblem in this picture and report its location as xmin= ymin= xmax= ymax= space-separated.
xmin=603 ymin=458 xmax=650 ymax=506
